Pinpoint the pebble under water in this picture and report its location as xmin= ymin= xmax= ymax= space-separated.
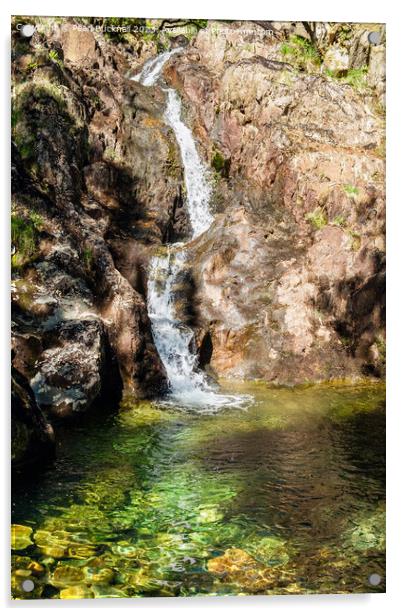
xmin=11 ymin=382 xmax=385 ymax=599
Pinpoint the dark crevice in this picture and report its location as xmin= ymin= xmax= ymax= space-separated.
xmin=198 ymin=331 xmax=213 ymax=368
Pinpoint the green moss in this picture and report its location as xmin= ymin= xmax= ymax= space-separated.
xmin=26 ymin=60 xmax=38 ymax=73
xmin=343 ymin=184 xmax=359 ymax=197
xmin=191 ymin=19 xmax=208 ymax=29
xmin=48 ymin=49 xmax=63 ymax=69
xmin=342 ymin=66 xmax=368 ymax=89
xmin=18 ymin=140 xmax=35 ymax=160
xmin=335 ymin=25 xmax=354 ymax=46
xmin=12 ymin=79 xmax=85 ymax=132
xmin=325 ymin=66 xmax=368 ymax=91
xmin=100 ymin=17 xmax=146 ymax=43
xmin=103 ymin=147 xmax=117 ymax=161
xmin=305 ymin=207 xmax=328 ymax=229
xmin=91 ymin=94 xmax=102 ymax=111
xmin=211 ymin=147 xmax=229 ymax=177
xmin=11 ymin=212 xmax=43 ymax=270
xmin=83 ymin=247 xmax=93 ymax=269
xmin=280 ymin=35 xmax=321 ymax=72
xmin=211 ymin=151 xmax=225 ymax=173
xmin=332 ymin=215 xmax=347 ymax=227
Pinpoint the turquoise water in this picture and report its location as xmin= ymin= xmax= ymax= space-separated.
xmin=12 ymin=382 xmax=385 ymax=599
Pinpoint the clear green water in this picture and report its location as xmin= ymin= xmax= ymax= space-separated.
xmin=12 ymin=382 xmax=385 ymax=599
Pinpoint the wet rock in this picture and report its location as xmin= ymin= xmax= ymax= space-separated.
xmin=196 ymin=506 xmax=223 ymax=524
xmin=50 ymin=564 xmax=86 ymax=588
xmin=207 ymin=548 xmax=278 ymax=593
xmin=83 ymin=566 xmax=115 ymax=584
xmin=11 ymin=524 xmax=33 ymax=551
xmin=11 ymin=365 xmax=54 ymax=469
xmin=60 ymin=584 xmax=95 ymax=599
xmin=30 ymin=319 xmax=114 ymax=418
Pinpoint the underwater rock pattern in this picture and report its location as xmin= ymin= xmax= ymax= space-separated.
xmin=11 ymin=384 xmax=385 ymax=598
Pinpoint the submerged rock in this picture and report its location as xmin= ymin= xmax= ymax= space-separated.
xmin=207 ymin=548 xmax=277 ymax=593
xmin=60 ymin=584 xmax=95 ymax=599
xmin=111 ymin=542 xmax=140 ymax=559
xmin=11 ymin=525 xmax=33 ymax=551
xmin=83 ymin=566 xmax=115 ymax=585
xmin=50 ymin=564 xmax=86 ymax=588
xmin=91 ymin=584 xmax=128 ymax=598
xmin=242 ymin=535 xmax=290 ymax=567
xmin=196 ymin=506 xmax=223 ymax=524
xmin=11 ymin=570 xmax=45 ymax=599
xmin=34 ymin=528 xmax=97 ymax=560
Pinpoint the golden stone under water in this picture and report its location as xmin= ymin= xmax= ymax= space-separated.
xmin=11 ymin=525 xmax=33 ymax=551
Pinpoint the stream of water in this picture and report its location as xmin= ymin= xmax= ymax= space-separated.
xmin=133 ymin=50 xmax=246 ymax=411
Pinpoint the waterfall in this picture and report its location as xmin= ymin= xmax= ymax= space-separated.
xmin=132 ymin=50 xmax=248 ymax=411
xmin=132 ymin=48 xmax=182 ymax=87
xmin=163 ymin=89 xmax=213 ymax=238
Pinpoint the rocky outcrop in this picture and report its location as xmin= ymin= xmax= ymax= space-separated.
xmin=12 ymin=363 xmax=54 ymax=469
xmin=11 ymin=17 xmax=187 ymax=426
xmin=11 ymin=17 xmax=193 ymax=469
xmin=164 ymin=21 xmax=385 ymax=383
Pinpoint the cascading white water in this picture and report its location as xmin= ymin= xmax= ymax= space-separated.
xmin=132 ymin=48 xmax=182 ymax=87
xmin=133 ymin=50 xmax=248 ymax=411
xmin=163 ymin=89 xmax=213 ymax=238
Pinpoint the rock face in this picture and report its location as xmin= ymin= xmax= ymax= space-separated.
xmin=12 ymin=364 xmax=55 ymax=469
xmin=61 ymin=30 xmax=97 ymax=65
xmin=30 ymin=319 xmax=117 ymax=418
xmin=11 ymin=16 xmax=189 ymax=463
xmin=11 ymin=18 xmax=385 ymax=465
xmin=164 ymin=21 xmax=385 ymax=383
xmin=11 ymin=18 xmax=182 ymax=424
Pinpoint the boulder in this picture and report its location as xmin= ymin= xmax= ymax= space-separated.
xmin=323 ymin=45 xmax=349 ymax=76
xmin=30 ymin=319 xmax=114 ymax=418
xmin=11 ymin=364 xmax=54 ymax=469
xmin=61 ymin=29 xmax=97 ymax=65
